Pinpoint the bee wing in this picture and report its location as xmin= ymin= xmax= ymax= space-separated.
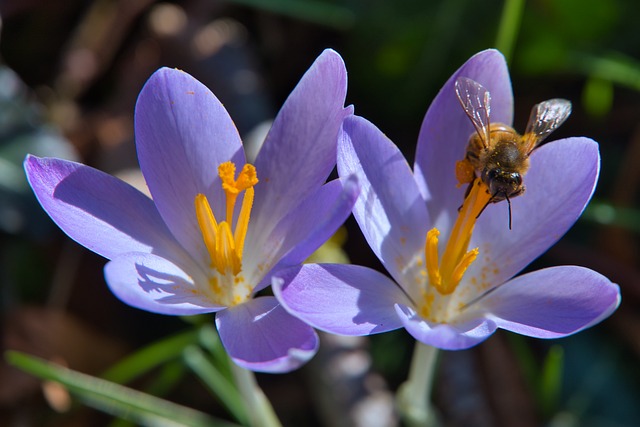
xmin=522 ymin=98 xmax=572 ymax=154
xmin=455 ymin=77 xmax=491 ymax=149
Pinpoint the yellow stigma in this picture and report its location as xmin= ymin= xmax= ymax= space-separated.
xmin=195 ymin=162 xmax=258 ymax=276
xmin=424 ymin=178 xmax=491 ymax=296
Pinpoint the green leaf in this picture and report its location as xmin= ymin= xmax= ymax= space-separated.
xmin=582 ymin=200 xmax=640 ymax=233
xmin=107 ymin=361 xmax=186 ymax=427
xmin=144 ymin=360 xmax=187 ymax=397
xmin=507 ymin=334 xmax=538 ymax=394
xmin=198 ymin=324 xmax=233 ymax=380
xmin=101 ymin=328 xmax=199 ymax=384
xmin=183 ymin=346 xmax=249 ymax=425
xmin=495 ymin=0 xmax=526 ymax=64
xmin=569 ymin=51 xmax=640 ymax=92
xmin=540 ymin=345 xmax=564 ymax=418
xmin=6 ymin=351 xmax=238 ymax=427
xmin=582 ymin=76 xmax=614 ymax=117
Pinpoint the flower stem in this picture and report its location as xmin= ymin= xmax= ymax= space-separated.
xmin=230 ymin=363 xmax=282 ymax=427
xmin=396 ymin=342 xmax=440 ymax=427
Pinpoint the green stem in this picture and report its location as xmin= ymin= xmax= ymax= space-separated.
xmin=231 ymin=363 xmax=282 ymax=427
xmin=396 ymin=342 xmax=440 ymax=427
xmin=183 ymin=346 xmax=248 ymax=425
xmin=495 ymin=0 xmax=526 ymax=64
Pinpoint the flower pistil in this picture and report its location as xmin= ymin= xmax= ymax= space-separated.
xmin=421 ymin=178 xmax=491 ymax=319
xmin=195 ymin=161 xmax=258 ymax=305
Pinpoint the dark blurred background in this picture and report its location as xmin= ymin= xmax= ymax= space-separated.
xmin=1 ymin=0 xmax=640 ymax=426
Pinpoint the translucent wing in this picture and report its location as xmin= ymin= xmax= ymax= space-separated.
xmin=455 ymin=77 xmax=491 ymax=149
xmin=522 ymin=98 xmax=571 ymax=154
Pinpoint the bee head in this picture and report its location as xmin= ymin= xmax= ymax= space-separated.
xmin=483 ymin=168 xmax=524 ymax=202
xmin=482 ymin=168 xmax=525 ymax=230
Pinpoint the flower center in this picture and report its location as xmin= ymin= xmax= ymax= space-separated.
xmin=420 ymin=178 xmax=491 ymax=319
xmin=194 ymin=161 xmax=258 ymax=306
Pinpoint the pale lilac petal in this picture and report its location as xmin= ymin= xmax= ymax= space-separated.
xmin=337 ymin=115 xmax=429 ymax=285
xmin=24 ymin=155 xmax=186 ymax=261
xmin=250 ymin=177 xmax=358 ymax=292
xmin=469 ymin=138 xmax=600 ymax=288
xmin=414 ymin=49 xmax=512 ymax=231
xmin=395 ymin=304 xmax=498 ymax=350
xmin=135 ymin=67 xmax=245 ymax=264
xmin=216 ymin=297 xmax=319 ymax=373
xmin=104 ymin=252 xmax=223 ymax=315
xmin=477 ymin=266 xmax=620 ymax=338
xmin=273 ymin=264 xmax=408 ymax=335
xmin=252 ymin=49 xmax=350 ymax=236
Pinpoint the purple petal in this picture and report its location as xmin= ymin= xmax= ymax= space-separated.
xmin=395 ymin=304 xmax=498 ymax=350
xmin=273 ymin=264 xmax=407 ymax=335
xmin=414 ymin=49 xmax=512 ymax=231
xmin=477 ymin=266 xmax=620 ymax=338
xmin=251 ymin=177 xmax=358 ymax=293
xmin=216 ymin=297 xmax=319 ymax=373
xmin=104 ymin=252 xmax=223 ymax=315
xmin=252 ymin=49 xmax=350 ymax=236
xmin=470 ymin=138 xmax=600 ymax=288
xmin=135 ymin=67 xmax=245 ymax=265
xmin=337 ymin=115 xmax=429 ymax=285
xmin=24 ymin=155 xmax=185 ymax=261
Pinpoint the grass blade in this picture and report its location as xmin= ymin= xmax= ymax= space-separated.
xmin=6 ymin=351 xmax=237 ymax=427
xmin=183 ymin=345 xmax=248 ymax=425
xmin=101 ymin=328 xmax=199 ymax=384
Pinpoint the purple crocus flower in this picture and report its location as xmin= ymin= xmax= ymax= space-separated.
xmin=24 ymin=49 xmax=357 ymax=372
xmin=274 ymin=49 xmax=620 ymax=350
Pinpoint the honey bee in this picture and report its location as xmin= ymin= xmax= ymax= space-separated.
xmin=455 ymin=77 xmax=572 ymax=228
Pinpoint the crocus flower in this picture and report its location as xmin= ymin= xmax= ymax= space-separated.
xmin=274 ymin=49 xmax=620 ymax=350
xmin=25 ymin=49 xmax=357 ymax=371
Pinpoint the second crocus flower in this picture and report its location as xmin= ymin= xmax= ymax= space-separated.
xmin=274 ymin=49 xmax=620 ymax=350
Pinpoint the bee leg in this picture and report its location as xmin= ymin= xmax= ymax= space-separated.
xmin=455 ymin=159 xmax=475 ymax=188
xmin=457 ymin=182 xmax=475 ymax=212
xmin=475 ymin=197 xmax=492 ymax=219
xmin=473 ymin=186 xmax=496 ymax=219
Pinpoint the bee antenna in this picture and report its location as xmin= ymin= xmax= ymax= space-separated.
xmin=505 ymin=194 xmax=512 ymax=230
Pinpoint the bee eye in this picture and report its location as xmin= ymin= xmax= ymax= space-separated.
xmin=512 ymin=173 xmax=522 ymax=185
